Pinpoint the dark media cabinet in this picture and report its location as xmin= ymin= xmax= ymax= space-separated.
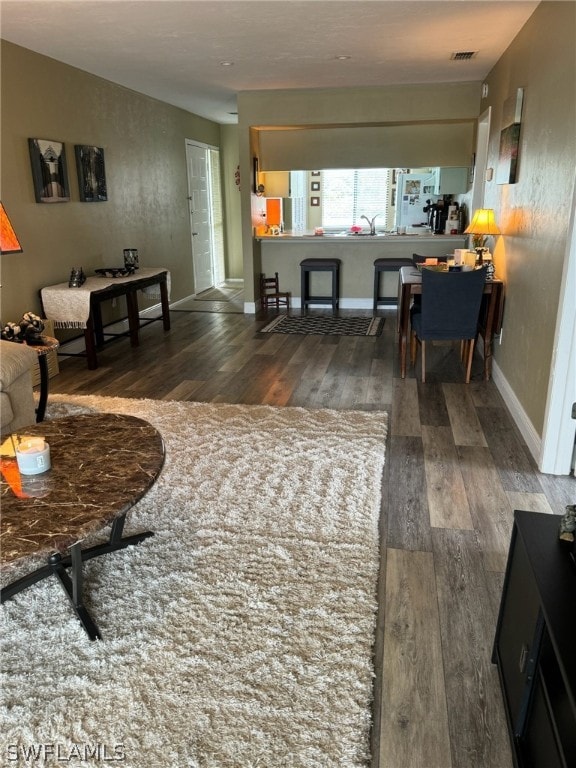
xmin=493 ymin=510 xmax=576 ymax=768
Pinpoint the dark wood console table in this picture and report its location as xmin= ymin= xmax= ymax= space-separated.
xmin=41 ymin=268 xmax=171 ymax=369
xmin=492 ymin=510 xmax=576 ymax=767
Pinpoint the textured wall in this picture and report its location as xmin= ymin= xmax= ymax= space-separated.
xmin=482 ymin=1 xmax=576 ymax=435
xmin=0 ymin=41 xmax=222 ymax=324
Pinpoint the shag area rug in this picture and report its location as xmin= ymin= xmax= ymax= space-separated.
xmin=260 ymin=315 xmax=384 ymax=336
xmin=1 ymin=395 xmax=387 ymax=768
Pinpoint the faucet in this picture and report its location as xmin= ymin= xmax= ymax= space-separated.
xmin=360 ymin=214 xmax=379 ymax=235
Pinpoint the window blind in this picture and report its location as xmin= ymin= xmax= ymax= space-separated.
xmin=321 ymin=169 xmax=392 ymax=229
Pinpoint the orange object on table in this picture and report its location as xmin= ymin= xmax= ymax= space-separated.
xmin=265 ymin=198 xmax=282 ymax=227
xmin=1 ymin=457 xmax=27 ymax=498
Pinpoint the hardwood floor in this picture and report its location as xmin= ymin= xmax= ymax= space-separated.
xmin=49 ymin=306 xmax=575 ymax=768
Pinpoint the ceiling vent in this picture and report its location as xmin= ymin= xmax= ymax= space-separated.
xmin=451 ymin=51 xmax=478 ymax=61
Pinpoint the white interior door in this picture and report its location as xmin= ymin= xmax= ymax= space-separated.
xmin=186 ymin=141 xmax=214 ymax=294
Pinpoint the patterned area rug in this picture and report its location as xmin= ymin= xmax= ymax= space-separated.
xmin=261 ymin=314 xmax=384 ymax=336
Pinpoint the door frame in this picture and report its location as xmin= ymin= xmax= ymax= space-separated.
xmin=185 ymin=139 xmax=224 ymax=293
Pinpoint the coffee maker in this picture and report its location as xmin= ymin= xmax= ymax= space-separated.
xmin=423 ymin=198 xmax=449 ymax=234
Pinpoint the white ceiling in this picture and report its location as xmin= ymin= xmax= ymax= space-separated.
xmin=1 ymin=0 xmax=540 ymax=124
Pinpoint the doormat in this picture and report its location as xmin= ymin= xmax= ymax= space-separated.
xmin=194 ymin=282 xmax=244 ymax=303
xmin=260 ymin=315 xmax=384 ymax=336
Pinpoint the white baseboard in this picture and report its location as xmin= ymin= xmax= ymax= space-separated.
xmin=253 ymin=297 xmax=393 ymax=312
xmin=170 ymin=296 xmax=194 ymax=310
xmin=491 ymin=359 xmax=541 ymax=465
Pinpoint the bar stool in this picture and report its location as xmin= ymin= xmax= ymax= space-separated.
xmin=373 ymin=257 xmax=413 ymax=309
xmin=300 ymin=258 xmax=341 ymax=312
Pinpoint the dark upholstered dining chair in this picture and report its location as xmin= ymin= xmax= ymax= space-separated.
xmin=410 ymin=267 xmax=486 ymax=383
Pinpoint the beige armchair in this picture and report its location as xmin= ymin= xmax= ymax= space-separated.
xmin=0 ymin=340 xmax=38 ymax=435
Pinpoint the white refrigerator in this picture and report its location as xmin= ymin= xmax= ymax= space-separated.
xmin=395 ymin=172 xmax=438 ymax=229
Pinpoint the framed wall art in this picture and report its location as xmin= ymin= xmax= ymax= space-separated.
xmin=75 ymin=145 xmax=108 ymax=202
xmin=497 ymin=87 xmax=524 ymax=185
xmin=310 ymin=196 xmax=320 ymax=207
xmin=311 ymin=181 xmax=320 ymax=191
xmin=28 ymin=138 xmax=70 ymax=203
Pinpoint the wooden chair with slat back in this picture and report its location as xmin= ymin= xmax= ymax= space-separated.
xmin=260 ymin=273 xmax=290 ymax=311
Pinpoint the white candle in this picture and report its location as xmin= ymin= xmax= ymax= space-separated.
xmin=18 ymin=438 xmax=46 ymax=454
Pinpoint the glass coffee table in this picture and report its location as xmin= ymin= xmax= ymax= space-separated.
xmin=0 ymin=413 xmax=165 ymax=640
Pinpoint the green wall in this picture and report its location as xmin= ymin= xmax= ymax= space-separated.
xmin=482 ymin=1 xmax=576 ymax=436
xmin=0 ymin=40 xmax=224 ymax=324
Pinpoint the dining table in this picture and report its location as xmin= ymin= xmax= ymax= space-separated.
xmin=396 ymin=265 xmax=505 ymax=381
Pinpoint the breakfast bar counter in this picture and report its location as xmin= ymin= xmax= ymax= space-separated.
xmin=257 ymin=233 xmax=466 ymax=307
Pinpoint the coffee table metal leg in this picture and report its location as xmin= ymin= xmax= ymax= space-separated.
xmin=49 ymin=548 xmax=102 ymax=641
xmin=0 ymin=563 xmax=54 ymax=601
xmin=79 ymin=515 xmax=154 ymax=561
xmin=1 ymin=516 xmax=153 ymax=640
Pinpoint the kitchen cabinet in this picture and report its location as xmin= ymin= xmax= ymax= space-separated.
xmin=263 ymin=171 xmax=306 ymax=198
xmin=492 ymin=510 xmax=576 ymax=768
xmin=433 ymin=167 xmax=469 ymax=195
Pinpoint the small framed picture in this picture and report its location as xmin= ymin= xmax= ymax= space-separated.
xmin=252 ymin=156 xmax=260 ymax=194
xmin=28 ymin=138 xmax=70 ymax=203
xmin=311 ymin=171 xmax=320 ymax=176
xmin=311 ymin=181 xmax=320 ymax=191
xmin=75 ymin=145 xmax=108 ymax=202
xmin=310 ymin=196 xmax=320 ymax=207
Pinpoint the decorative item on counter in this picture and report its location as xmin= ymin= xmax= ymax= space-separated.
xmin=558 ymin=504 xmax=576 ymax=545
xmin=95 ymin=267 xmax=135 ymax=278
xmin=350 ymin=225 xmax=362 ymax=234
xmin=14 ymin=435 xmax=51 ymax=475
xmin=1 ymin=321 xmax=23 ymax=342
xmin=453 ymin=249 xmax=466 ymax=265
xmin=19 ymin=312 xmax=45 ymax=343
xmin=417 ymin=258 xmax=448 ymax=272
xmin=68 ymin=267 xmax=86 ymax=287
xmin=123 ymin=248 xmax=139 ymax=271
xmin=1 ymin=312 xmax=45 ymax=343
xmin=314 ymin=227 xmax=324 ymax=236
xmin=484 ymin=256 xmax=495 ymax=280
xmin=445 ymin=203 xmax=461 ymax=234
xmin=265 ymin=198 xmax=282 ymax=228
